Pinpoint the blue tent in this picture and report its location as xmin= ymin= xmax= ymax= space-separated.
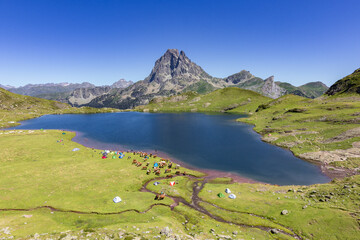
xmin=154 ymin=163 xmax=159 ymax=167
xmin=119 ymin=155 xmax=124 ymax=159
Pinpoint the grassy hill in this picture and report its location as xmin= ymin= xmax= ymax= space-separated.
xmin=277 ymin=81 xmax=328 ymax=98
xmin=0 ymin=129 xmax=358 ymax=239
xmin=326 ymin=68 xmax=360 ymax=96
xmin=136 ymin=87 xmax=271 ymax=113
xmin=0 ymin=87 xmax=117 ymax=128
xmin=239 ymin=93 xmax=360 ymax=171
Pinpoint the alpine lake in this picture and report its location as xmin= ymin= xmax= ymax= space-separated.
xmin=11 ymin=112 xmax=330 ymax=185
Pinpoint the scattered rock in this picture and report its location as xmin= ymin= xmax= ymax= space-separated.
xmin=232 ymin=231 xmax=238 ymax=235
xmin=270 ymin=229 xmax=279 ymax=234
xmin=281 ymin=210 xmax=289 ymax=215
xmin=160 ymin=227 xmax=171 ymax=237
xmin=302 ymin=205 xmax=308 ymax=209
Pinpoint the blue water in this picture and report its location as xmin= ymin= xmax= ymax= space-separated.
xmin=11 ymin=112 xmax=330 ymax=185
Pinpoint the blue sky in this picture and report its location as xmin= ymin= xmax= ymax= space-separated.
xmin=0 ymin=0 xmax=359 ymax=87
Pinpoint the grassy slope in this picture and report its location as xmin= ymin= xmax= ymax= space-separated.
xmin=0 ymin=130 xmax=358 ymax=239
xmin=0 ymin=87 xmax=117 ymax=128
xmin=277 ymin=82 xmax=328 ymax=98
xmin=326 ymin=68 xmax=360 ymax=96
xmin=0 ymin=130 xmax=274 ymax=240
xmin=238 ymin=93 xmax=360 ymax=170
xmin=199 ymin=177 xmax=360 ymax=240
xmin=135 ymin=87 xmax=271 ymax=113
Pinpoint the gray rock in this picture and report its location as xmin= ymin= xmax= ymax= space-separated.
xmin=160 ymin=227 xmax=171 ymax=237
xmin=270 ymin=229 xmax=279 ymax=234
xmin=281 ymin=210 xmax=289 ymax=215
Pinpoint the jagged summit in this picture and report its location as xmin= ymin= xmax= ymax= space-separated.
xmin=144 ymin=49 xmax=209 ymax=84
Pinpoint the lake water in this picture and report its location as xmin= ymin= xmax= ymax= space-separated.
xmin=11 ymin=112 xmax=330 ymax=185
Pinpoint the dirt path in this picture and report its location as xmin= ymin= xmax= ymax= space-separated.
xmin=141 ymin=175 xmax=302 ymax=239
xmin=0 ymin=174 xmax=302 ymax=239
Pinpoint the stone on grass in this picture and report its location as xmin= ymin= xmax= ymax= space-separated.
xmin=160 ymin=227 xmax=171 ymax=237
xmin=270 ymin=229 xmax=279 ymax=234
xmin=281 ymin=210 xmax=289 ymax=215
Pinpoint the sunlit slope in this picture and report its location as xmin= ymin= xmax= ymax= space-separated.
xmin=239 ymin=93 xmax=360 ymax=170
xmin=136 ymin=87 xmax=271 ymax=113
xmin=0 ymin=87 xmax=116 ymax=128
xmin=325 ymin=68 xmax=360 ymax=96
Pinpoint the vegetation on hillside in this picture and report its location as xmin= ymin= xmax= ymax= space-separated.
xmin=136 ymin=87 xmax=271 ymax=113
xmin=277 ymin=81 xmax=328 ymax=98
xmin=0 ymin=129 xmax=358 ymax=239
xmin=238 ymin=93 xmax=360 ymax=171
xmin=326 ymin=68 xmax=360 ymax=96
xmin=0 ymin=87 xmax=117 ymax=128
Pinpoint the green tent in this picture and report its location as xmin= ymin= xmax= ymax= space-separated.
xmin=112 ymin=155 xmax=117 ymax=159
xmin=217 ymin=193 xmax=225 ymax=198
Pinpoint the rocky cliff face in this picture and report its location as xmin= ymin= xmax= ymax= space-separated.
xmin=84 ymin=49 xmax=329 ymax=109
xmin=86 ymin=49 xmax=217 ymax=108
xmin=68 ymin=86 xmax=112 ymax=107
xmin=111 ymin=79 xmax=134 ymax=88
xmin=261 ymin=76 xmax=287 ymax=98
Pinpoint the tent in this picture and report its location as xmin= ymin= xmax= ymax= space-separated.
xmin=153 ymin=182 xmax=160 ymax=186
xmin=102 ymin=156 xmax=107 ymax=159
xmin=72 ymin=148 xmax=80 ymax=152
xmin=217 ymin=193 xmax=225 ymax=198
xmin=229 ymin=194 xmax=236 ymax=199
xmin=225 ymin=188 xmax=231 ymax=193
xmin=154 ymin=163 xmax=159 ymax=167
xmin=113 ymin=196 xmax=122 ymax=203
xmin=112 ymin=155 xmax=117 ymax=159
xmin=119 ymin=155 xmax=124 ymax=159
xmin=62 ymin=132 xmax=66 ymax=135
xmin=169 ymin=181 xmax=175 ymax=186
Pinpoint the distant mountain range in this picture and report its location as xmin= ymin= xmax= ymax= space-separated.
xmin=84 ymin=49 xmax=328 ymax=109
xmin=2 ymin=49 xmax=329 ymax=109
xmin=5 ymin=79 xmax=133 ymax=106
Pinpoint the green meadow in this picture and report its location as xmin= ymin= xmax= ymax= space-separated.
xmin=0 ymin=129 xmax=359 ymax=239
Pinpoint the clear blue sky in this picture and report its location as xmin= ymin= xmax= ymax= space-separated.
xmin=0 ymin=0 xmax=359 ymax=87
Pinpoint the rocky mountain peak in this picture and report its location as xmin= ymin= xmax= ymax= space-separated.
xmin=111 ymin=79 xmax=134 ymax=89
xmin=224 ymin=70 xmax=255 ymax=84
xmin=144 ymin=49 xmax=209 ymax=84
xmin=261 ymin=76 xmax=286 ymax=98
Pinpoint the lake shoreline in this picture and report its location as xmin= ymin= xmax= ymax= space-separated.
xmin=71 ymin=130 xmax=261 ymax=184
xmin=7 ymin=111 xmax=334 ymax=185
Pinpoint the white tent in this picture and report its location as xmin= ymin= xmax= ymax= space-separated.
xmin=225 ymin=188 xmax=231 ymax=193
xmin=72 ymin=148 xmax=80 ymax=152
xmin=113 ymin=196 xmax=122 ymax=203
xmin=229 ymin=194 xmax=236 ymax=199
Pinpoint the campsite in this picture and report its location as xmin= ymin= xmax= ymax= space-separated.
xmin=1 ymin=1 xmax=360 ymax=239
xmin=0 ymin=129 xmax=359 ymax=239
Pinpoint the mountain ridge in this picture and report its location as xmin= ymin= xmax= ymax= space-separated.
xmin=85 ymin=49 xmax=328 ymax=109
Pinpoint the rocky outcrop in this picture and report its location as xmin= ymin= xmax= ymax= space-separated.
xmin=68 ymin=86 xmax=111 ymax=107
xmin=87 ymin=49 xmax=217 ymax=109
xmin=223 ymin=70 xmax=256 ymax=84
xmin=111 ymin=79 xmax=133 ymax=88
xmin=261 ymin=76 xmax=287 ymax=98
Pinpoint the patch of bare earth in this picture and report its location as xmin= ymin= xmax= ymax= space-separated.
xmin=299 ymin=141 xmax=360 ymax=178
xmin=322 ymin=127 xmax=360 ymax=143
